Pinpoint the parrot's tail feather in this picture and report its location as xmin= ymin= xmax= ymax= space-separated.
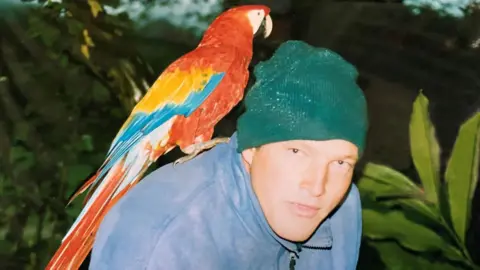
xmin=46 ymin=140 xmax=172 ymax=270
xmin=46 ymin=160 xmax=127 ymax=270
xmin=66 ymin=171 xmax=99 ymax=206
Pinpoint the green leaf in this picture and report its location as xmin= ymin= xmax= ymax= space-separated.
xmin=359 ymin=163 xmax=421 ymax=195
xmin=362 ymin=207 xmax=465 ymax=263
xmin=366 ymin=240 xmax=468 ymax=270
xmin=358 ymin=163 xmax=442 ymax=224
xmin=360 ymin=186 xmax=442 ymax=226
xmin=409 ymin=91 xmax=441 ymax=205
xmin=445 ymin=112 xmax=480 ymax=244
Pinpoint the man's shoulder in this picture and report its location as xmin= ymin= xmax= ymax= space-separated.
xmin=110 ymin=151 xmax=220 ymax=224
xmin=90 ymin=149 xmax=227 ymax=269
xmin=97 ymin=139 xmax=235 ymax=236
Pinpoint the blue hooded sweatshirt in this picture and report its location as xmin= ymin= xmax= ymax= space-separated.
xmin=89 ymin=133 xmax=362 ymax=270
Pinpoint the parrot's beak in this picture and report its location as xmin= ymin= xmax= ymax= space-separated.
xmin=263 ymin=14 xmax=273 ymax=38
xmin=255 ymin=14 xmax=273 ymax=39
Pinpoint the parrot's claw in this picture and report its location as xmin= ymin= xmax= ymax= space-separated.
xmin=174 ymin=137 xmax=230 ymax=166
xmin=173 ymin=154 xmax=196 ymax=166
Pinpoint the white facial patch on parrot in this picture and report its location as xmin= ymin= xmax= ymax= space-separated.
xmin=247 ymin=10 xmax=273 ymax=38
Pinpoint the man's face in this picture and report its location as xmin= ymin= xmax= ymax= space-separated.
xmin=241 ymin=139 xmax=358 ymax=242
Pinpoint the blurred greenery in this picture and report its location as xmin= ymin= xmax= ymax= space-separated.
xmin=0 ymin=0 xmax=479 ymax=269
xmin=357 ymin=92 xmax=480 ymax=270
xmin=0 ymin=0 xmax=154 ymax=268
xmin=403 ymin=0 xmax=480 ymax=17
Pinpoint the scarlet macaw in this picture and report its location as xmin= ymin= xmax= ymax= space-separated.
xmin=46 ymin=5 xmax=272 ymax=269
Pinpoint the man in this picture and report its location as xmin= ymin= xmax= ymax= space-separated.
xmin=89 ymin=40 xmax=369 ymax=270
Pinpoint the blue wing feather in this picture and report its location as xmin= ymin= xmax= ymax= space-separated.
xmin=94 ymin=72 xmax=225 ymax=184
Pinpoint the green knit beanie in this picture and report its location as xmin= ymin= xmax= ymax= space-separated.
xmin=236 ymin=40 xmax=368 ymax=155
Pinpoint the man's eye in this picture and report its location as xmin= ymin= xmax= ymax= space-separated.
xmin=335 ymin=160 xmax=351 ymax=168
xmin=290 ymin=148 xmax=300 ymax=154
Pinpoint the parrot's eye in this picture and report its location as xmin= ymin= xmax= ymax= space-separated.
xmin=257 ymin=11 xmax=261 ymax=16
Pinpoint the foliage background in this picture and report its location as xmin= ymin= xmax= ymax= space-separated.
xmin=0 ymin=0 xmax=479 ymax=269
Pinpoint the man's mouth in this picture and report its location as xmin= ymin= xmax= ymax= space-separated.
xmin=289 ymin=202 xmax=320 ymax=218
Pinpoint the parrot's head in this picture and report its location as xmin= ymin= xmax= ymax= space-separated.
xmin=240 ymin=5 xmax=273 ymax=39
xmin=200 ymin=5 xmax=273 ymax=47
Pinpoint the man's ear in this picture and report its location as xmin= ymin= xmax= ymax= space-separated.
xmin=241 ymin=148 xmax=256 ymax=167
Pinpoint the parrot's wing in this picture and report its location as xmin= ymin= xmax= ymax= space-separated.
xmin=106 ymin=66 xmax=224 ymax=176
xmin=107 ymin=69 xmax=224 ymax=160
xmin=69 ymin=59 xmax=226 ymax=203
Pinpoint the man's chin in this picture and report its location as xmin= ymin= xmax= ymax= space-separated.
xmin=278 ymin=232 xmax=314 ymax=243
xmin=271 ymin=222 xmax=318 ymax=243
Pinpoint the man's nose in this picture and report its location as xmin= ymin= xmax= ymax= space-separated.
xmin=300 ymin=165 xmax=328 ymax=197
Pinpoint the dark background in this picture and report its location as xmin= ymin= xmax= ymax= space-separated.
xmin=0 ymin=0 xmax=479 ymax=269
